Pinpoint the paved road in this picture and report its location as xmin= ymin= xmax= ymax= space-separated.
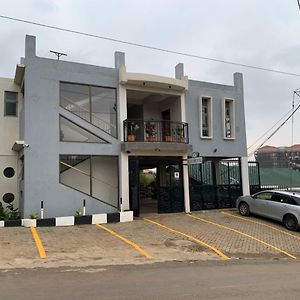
xmin=1 ymin=259 xmax=300 ymax=299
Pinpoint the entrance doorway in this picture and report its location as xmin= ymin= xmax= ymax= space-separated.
xmin=129 ymin=156 xmax=184 ymax=216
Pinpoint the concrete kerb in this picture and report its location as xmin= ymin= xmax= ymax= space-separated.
xmin=0 ymin=211 xmax=134 ymax=228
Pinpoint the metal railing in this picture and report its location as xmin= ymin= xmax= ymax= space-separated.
xmin=60 ymin=96 xmax=117 ymax=137
xmin=123 ymin=119 xmax=189 ymax=143
xmin=59 ymin=158 xmax=118 ymax=209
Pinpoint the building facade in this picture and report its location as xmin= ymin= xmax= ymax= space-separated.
xmin=256 ymin=145 xmax=300 ymax=169
xmin=0 ymin=35 xmax=250 ymax=218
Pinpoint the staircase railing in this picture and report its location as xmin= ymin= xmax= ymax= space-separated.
xmin=59 ymin=160 xmax=118 ymax=208
xmin=61 ymin=96 xmax=117 ymax=137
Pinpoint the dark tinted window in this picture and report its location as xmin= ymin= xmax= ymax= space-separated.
xmin=272 ymin=193 xmax=298 ymax=205
xmin=2 ymin=193 xmax=14 ymax=203
xmin=4 ymin=91 xmax=18 ymax=116
xmin=3 ymin=167 xmax=15 ymax=178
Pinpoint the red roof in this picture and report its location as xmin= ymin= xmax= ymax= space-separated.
xmin=257 ymin=144 xmax=300 ymax=153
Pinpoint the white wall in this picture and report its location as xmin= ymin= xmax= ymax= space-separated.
xmin=0 ymin=78 xmax=20 ymax=208
xmin=143 ymin=96 xmax=181 ymax=121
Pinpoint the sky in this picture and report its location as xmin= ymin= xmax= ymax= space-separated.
xmin=1 ymin=0 xmax=300 ymax=155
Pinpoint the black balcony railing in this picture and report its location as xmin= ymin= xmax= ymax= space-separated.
xmin=123 ymin=119 xmax=189 ymax=143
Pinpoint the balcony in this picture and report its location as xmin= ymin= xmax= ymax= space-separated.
xmin=122 ymin=119 xmax=192 ymax=153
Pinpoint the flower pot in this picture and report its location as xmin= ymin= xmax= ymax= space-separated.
xmin=165 ymin=135 xmax=172 ymax=142
xmin=147 ymin=136 xmax=157 ymax=142
xmin=127 ymin=135 xmax=136 ymax=142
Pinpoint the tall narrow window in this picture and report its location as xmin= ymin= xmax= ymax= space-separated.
xmin=222 ymin=98 xmax=235 ymax=139
xmin=199 ymin=96 xmax=212 ymax=138
xmin=4 ymin=91 xmax=18 ymax=116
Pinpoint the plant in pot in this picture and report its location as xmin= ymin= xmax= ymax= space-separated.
xmin=146 ymin=122 xmax=157 ymax=142
xmin=128 ymin=121 xmax=140 ymax=142
xmin=173 ymin=126 xmax=185 ymax=143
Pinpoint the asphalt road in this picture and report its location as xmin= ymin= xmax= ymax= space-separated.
xmin=1 ymin=259 xmax=300 ymax=299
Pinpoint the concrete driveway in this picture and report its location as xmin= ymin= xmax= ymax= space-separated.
xmin=1 ymin=209 xmax=300 ymax=269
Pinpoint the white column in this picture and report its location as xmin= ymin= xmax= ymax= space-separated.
xmin=180 ymin=94 xmax=186 ymax=122
xmin=118 ymin=84 xmax=127 ymax=141
xmin=119 ymin=152 xmax=129 ymax=211
xmin=183 ymin=155 xmax=190 ymax=213
xmin=241 ymin=156 xmax=250 ymax=195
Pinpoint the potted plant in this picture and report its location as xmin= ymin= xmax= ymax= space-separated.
xmin=173 ymin=126 xmax=186 ymax=143
xmin=128 ymin=121 xmax=140 ymax=142
xmin=146 ymin=122 xmax=157 ymax=142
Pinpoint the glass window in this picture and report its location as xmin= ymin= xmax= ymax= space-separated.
xmin=4 ymin=91 xmax=18 ymax=116
xmin=60 ymin=116 xmax=108 ymax=143
xmin=60 ymin=83 xmax=117 ymax=137
xmin=254 ymin=192 xmax=273 ymax=200
xmin=199 ymin=96 xmax=212 ymax=138
xmin=2 ymin=193 xmax=15 ymax=203
xmin=91 ymin=86 xmax=117 ymax=137
xmin=223 ymin=98 xmax=235 ymax=139
xmin=3 ymin=167 xmax=15 ymax=178
xmin=60 ymin=83 xmax=90 ymax=122
xmin=59 ymin=155 xmax=118 ymax=208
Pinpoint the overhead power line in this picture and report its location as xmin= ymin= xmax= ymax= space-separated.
xmin=248 ymin=91 xmax=300 ymax=157
xmin=1 ymin=14 xmax=300 ymax=77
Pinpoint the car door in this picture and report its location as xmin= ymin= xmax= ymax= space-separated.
xmin=251 ymin=192 xmax=273 ymax=216
xmin=266 ymin=193 xmax=288 ymax=221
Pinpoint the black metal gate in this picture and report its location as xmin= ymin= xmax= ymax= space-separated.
xmin=189 ymin=159 xmax=251 ymax=210
xmin=129 ymin=157 xmax=184 ymax=216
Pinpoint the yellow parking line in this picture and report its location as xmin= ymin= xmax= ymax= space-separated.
xmin=188 ymin=214 xmax=297 ymax=259
xmin=95 ymin=224 xmax=152 ymax=259
xmin=30 ymin=227 xmax=46 ymax=259
xmin=222 ymin=211 xmax=300 ymax=241
xmin=144 ymin=217 xmax=230 ymax=260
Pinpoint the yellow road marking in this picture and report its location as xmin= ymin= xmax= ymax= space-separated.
xmin=222 ymin=211 xmax=300 ymax=241
xmin=144 ymin=217 xmax=230 ymax=260
xmin=30 ymin=227 xmax=46 ymax=259
xmin=95 ymin=224 xmax=152 ymax=259
xmin=188 ymin=214 xmax=297 ymax=259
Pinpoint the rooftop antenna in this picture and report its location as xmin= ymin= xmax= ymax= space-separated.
xmin=50 ymin=50 xmax=67 ymax=60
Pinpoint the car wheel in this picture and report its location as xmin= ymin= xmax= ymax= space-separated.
xmin=239 ymin=202 xmax=250 ymax=216
xmin=283 ymin=214 xmax=299 ymax=231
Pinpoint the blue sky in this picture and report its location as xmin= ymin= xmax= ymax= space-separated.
xmin=1 ymin=0 xmax=300 ymax=154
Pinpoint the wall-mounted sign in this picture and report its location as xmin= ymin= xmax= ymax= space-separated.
xmin=191 ymin=152 xmax=200 ymax=158
xmin=188 ymin=157 xmax=203 ymax=165
xmin=174 ymin=171 xmax=180 ymax=180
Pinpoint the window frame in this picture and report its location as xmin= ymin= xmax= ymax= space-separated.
xmin=4 ymin=91 xmax=18 ymax=117
xmin=222 ymin=97 xmax=236 ymax=140
xmin=59 ymin=82 xmax=118 ymax=138
xmin=199 ymin=96 xmax=213 ymax=139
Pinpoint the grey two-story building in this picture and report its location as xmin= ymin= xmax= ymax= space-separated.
xmin=1 ymin=35 xmax=250 ymax=218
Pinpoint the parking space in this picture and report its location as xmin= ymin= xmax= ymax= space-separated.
xmin=2 ymin=209 xmax=300 ymax=269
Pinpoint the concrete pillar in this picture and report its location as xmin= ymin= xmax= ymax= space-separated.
xmin=25 ymin=35 xmax=36 ymax=58
xmin=175 ymin=63 xmax=184 ymax=79
xmin=241 ymin=156 xmax=250 ymax=195
xmin=115 ymin=51 xmax=125 ymax=69
xmin=234 ymin=72 xmax=243 ymax=95
xmin=183 ymin=155 xmax=190 ymax=213
xmin=180 ymin=94 xmax=186 ymax=123
xmin=119 ymin=152 xmax=129 ymax=211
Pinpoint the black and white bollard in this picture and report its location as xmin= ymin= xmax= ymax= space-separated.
xmin=82 ymin=199 xmax=86 ymax=216
xmin=120 ymin=197 xmax=123 ymax=212
xmin=40 ymin=201 xmax=44 ymax=219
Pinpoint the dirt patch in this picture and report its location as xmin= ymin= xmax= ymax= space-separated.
xmin=165 ymin=238 xmax=205 ymax=252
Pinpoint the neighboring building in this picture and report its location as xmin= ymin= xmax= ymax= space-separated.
xmin=0 ymin=77 xmax=21 ymax=210
xmin=0 ymin=35 xmax=250 ymax=218
xmin=255 ymin=144 xmax=300 ymax=168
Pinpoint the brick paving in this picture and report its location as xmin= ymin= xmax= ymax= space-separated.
xmin=1 ymin=209 xmax=300 ymax=269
